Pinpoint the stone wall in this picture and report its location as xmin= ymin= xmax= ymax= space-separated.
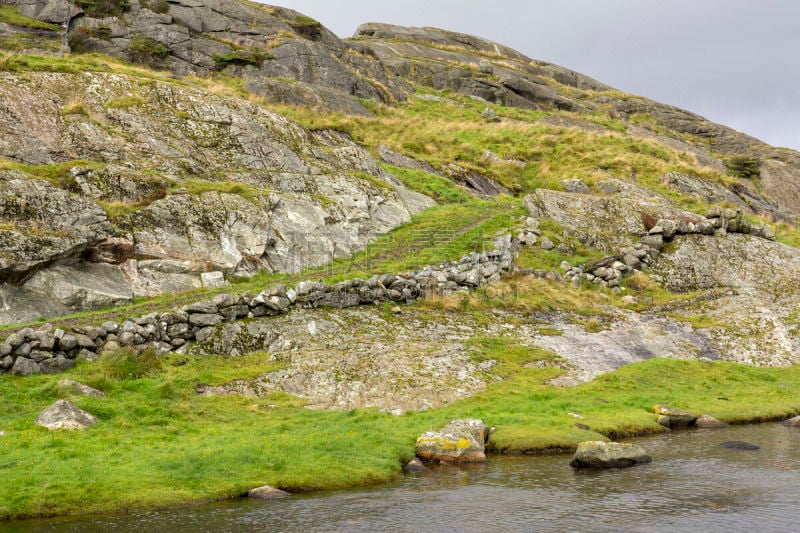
xmin=562 ymin=208 xmax=775 ymax=289
xmin=0 ymin=237 xmax=516 ymax=376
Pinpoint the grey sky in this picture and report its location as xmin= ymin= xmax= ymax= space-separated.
xmin=271 ymin=1 xmax=800 ymax=151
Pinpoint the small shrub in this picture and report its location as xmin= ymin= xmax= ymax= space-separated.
xmin=212 ymin=49 xmax=270 ymax=68
xmin=88 ymin=26 xmax=112 ymax=40
xmin=126 ymin=33 xmax=169 ymax=68
xmin=62 ymin=102 xmax=89 ymax=116
xmin=640 ymin=212 xmax=658 ymax=231
xmin=67 ymin=28 xmax=92 ymax=53
xmin=289 ymin=14 xmax=323 ymax=40
xmin=725 ymin=154 xmax=761 ymax=180
xmin=148 ymin=0 xmax=170 ymax=14
xmin=76 ymin=0 xmax=130 ymax=18
xmin=99 ymin=347 xmax=162 ymax=380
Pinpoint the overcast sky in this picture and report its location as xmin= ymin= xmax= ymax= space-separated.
xmin=271 ymin=1 xmax=800 ymax=151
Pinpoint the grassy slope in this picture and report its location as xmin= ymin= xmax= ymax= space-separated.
xmin=1 ymin=48 xmax=800 ymax=519
xmin=2 ymin=350 xmax=799 ymax=519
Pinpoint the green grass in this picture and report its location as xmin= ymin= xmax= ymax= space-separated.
xmin=2 ymin=355 xmax=799 ymax=519
xmin=0 ymin=5 xmax=61 ymax=31
xmin=382 ymin=164 xmax=472 ymax=204
xmin=0 ymin=158 xmax=105 ymax=189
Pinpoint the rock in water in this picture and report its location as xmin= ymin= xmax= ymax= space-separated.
xmin=248 ymin=486 xmax=290 ymax=500
xmin=402 ymin=458 xmax=427 ymax=473
xmin=720 ymin=441 xmax=760 ymax=450
xmin=653 ymin=404 xmax=698 ymax=428
xmin=695 ymin=414 xmax=729 ymax=428
xmin=780 ymin=415 xmax=800 ymax=428
xmin=35 ymin=400 xmax=98 ymax=431
xmin=570 ymin=441 xmax=652 ymax=469
xmin=415 ymin=419 xmax=489 ymax=463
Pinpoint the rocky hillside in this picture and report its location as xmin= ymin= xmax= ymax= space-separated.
xmin=0 ymin=0 xmax=798 ymax=381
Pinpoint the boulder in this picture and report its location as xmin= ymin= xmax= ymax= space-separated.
xmin=694 ymin=414 xmax=729 ymax=429
xmin=569 ymin=441 xmax=652 ymax=469
xmin=415 ymin=419 xmax=489 ymax=463
xmin=39 ymin=356 xmax=76 ymax=374
xmin=10 ymin=357 xmax=40 ymax=376
xmin=653 ymin=404 xmax=697 ymax=428
xmin=781 ymin=415 xmax=800 ymax=428
xmin=35 ymin=400 xmax=98 ymax=431
xmin=248 ymin=486 xmax=290 ymax=500
xmin=58 ymin=379 xmax=106 ymax=398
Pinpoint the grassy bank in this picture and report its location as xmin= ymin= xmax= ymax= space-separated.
xmin=2 ymin=352 xmax=799 ymax=520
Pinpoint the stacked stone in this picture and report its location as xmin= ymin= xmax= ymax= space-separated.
xmin=1 ymin=238 xmax=516 ymax=376
xmin=562 ymin=212 xmax=775 ymax=290
xmin=706 ymin=207 xmax=775 ymax=240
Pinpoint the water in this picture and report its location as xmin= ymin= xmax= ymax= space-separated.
xmin=8 ymin=424 xmax=800 ymax=532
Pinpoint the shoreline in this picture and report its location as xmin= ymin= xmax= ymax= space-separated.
xmin=0 ymin=360 xmax=800 ymax=524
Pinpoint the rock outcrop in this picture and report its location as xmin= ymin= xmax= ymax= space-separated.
xmin=0 ymin=70 xmax=433 ymax=323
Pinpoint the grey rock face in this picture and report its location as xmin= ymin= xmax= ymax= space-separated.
xmin=570 ymin=441 xmax=652 ymax=469
xmin=0 ymin=70 xmax=432 ymax=322
xmin=35 ymin=399 xmax=98 ymax=430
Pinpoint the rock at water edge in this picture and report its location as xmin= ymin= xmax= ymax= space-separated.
xmin=781 ymin=415 xmax=800 ymax=428
xmin=570 ymin=441 xmax=652 ymax=469
xmin=695 ymin=414 xmax=729 ymax=429
xmin=653 ymin=404 xmax=697 ymax=428
xmin=248 ymin=486 xmax=290 ymax=500
xmin=415 ymin=419 xmax=489 ymax=464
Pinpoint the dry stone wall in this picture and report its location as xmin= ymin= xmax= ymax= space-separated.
xmin=0 ymin=237 xmax=516 ymax=376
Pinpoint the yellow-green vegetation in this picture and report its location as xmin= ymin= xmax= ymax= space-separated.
xmin=0 ymin=5 xmax=60 ymax=31
xmin=0 ymin=158 xmax=104 ymax=189
xmin=104 ymin=96 xmax=147 ymax=109
xmin=2 ymin=353 xmax=799 ymax=519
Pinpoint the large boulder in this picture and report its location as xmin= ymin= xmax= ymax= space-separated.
xmin=415 ymin=419 xmax=489 ymax=463
xmin=569 ymin=441 xmax=652 ymax=469
xmin=35 ymin=399 xmax=98 ymax=430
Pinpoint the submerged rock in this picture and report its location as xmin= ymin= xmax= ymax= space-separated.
xmin=570 ymin=441 xmax=652 ymax=469
xmin=35 ymin=400 xmax=98 ymax=431
xmin=720 ymin=441 xmax=760 ymax=450
xmin=415 ymin=419 xmax=489 ymax=464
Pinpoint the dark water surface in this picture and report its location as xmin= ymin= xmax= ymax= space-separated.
xmin=8 ymin=424 xmax=800 ymax=532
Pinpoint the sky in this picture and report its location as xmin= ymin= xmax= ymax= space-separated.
xmin=270 ymin=0 xmax=800 ymax=151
